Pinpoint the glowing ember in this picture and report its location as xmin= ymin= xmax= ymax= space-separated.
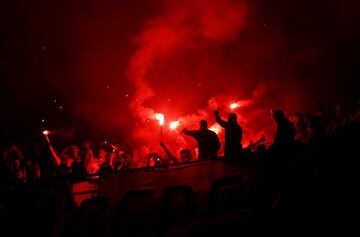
xmin=209 ymin=123 xmax=222 ymax=135
xmin=42 ymin=130 xmax=49 ymax=135
xmin=169 ymin=121 xmax=179 ymax=130
xmin=230 ymin=103 xmax=240 ymax=110
xmin=155 ymin=113 xmax=164 ymax=125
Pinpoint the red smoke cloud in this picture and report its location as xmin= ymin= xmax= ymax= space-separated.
xmin=126 ymin=0 xmax=302 ymax=164
xmin=128 ymin=0 xmax=247 ymax=119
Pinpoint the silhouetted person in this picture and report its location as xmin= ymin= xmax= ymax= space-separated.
xmin=179 ymin=149 xmax=193 ymax=163
xmin=273 ymin=110 xmax=295 ymax=148
xmin=61 ymin=145 xmax=87 ymax=180
xmin=263 ymin=110 xmax=295 ymax=208
xmin=214 ymin=110 xmax=243 ymax=161
xmin=309 ymin=115 xmax=325 ymax=146
xmin=182 ymin=120 xmax=220 ymax=160
xmin=118 ymin=151 xmax=135 ymax=170
xmin=3 ymin=143 xmax=27 ymax=183
xmin=81 ymin=138 xmax=94 ymax=174
xmin=270 ymin=109 xmax=295 ymax=173
xmin=98 ymin=148 xmax=114 ymax=174
xmin=294 ymin=113 xmax=311 ymax=144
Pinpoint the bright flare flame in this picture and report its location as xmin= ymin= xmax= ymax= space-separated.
xmin=169 ymin=121 xmax=179 ymax=130
xmin=230 ymin=103 xmax=240 ymax=110
xmin=155 ymin=113 xmax=164 ymax=125
xmin=209 ymin=124 xmax=222 ymax=135
xmin=42 ymin=130 xmax=49 ymax=135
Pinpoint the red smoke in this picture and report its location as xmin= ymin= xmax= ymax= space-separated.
xmin=126 ymin=0 xmax=302 ymax=164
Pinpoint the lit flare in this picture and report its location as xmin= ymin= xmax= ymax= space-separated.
xmin=155 ymin=113 xmax=164 ymax=125
xmin=169 ymin=121 xmax=179 ymax=130
xmin=230 ymin=103 xmax=240 ymax=110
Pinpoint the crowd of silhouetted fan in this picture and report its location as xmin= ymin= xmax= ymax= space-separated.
xmin=1 ymin=103 xmax=359 ymax=187
xmin=0 ymin=103 xmax=359 ymax=236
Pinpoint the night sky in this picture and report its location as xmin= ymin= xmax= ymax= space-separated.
xmin=1 ymin=0 xmax=359 ymax=145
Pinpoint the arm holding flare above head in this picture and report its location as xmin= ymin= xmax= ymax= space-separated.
xmin=214 ymin=110 xmax=227 ymax=128
xmin=43 ymin=131 xmax=61 ymax=166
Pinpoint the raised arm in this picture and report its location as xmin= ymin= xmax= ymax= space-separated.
xmin=49 ymin=144 xmax=61 ymax=166
xmin=214 ymin=110 xmax=227 ymax=128
xmin=109 ymin=152 xmax=114 ymax=168
xmin=160 ymin=142 xmax=178 ymax=164
xmin=83 ymin=149 xmax=94 ymax=172
xmin=182 ymin=128 xmax=200 ymax=139
xmin=42 ymin=134 xmax=61 ymax=166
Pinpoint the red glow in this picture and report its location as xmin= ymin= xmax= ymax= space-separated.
xmin=155 ymin=113 xmax=164 ymax=125
xmin=209 ymin=123 xmax=222 ymax=135
xmin=42 ymin=130 xmax=49 ymax=135
xmin=169 ymin=121 xmax=179 ymax=130
xmin=122 ymin=0 xmax=282 ymax=164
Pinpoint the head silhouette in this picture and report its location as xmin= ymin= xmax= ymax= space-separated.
xmin=273 ymin=110 xmax=284 ymax=124
xmin=180 ymin=149 xmax=192 ymax=162
xmin=200 ymin=119 xmax=208 ymax=129
xmin=82 ymin=138 xmax=91 ymax=149
xmin=228 ymin=113 xmax=238 ymax=124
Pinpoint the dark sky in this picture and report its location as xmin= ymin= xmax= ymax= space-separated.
xmin=1 ymin=0 xmax=359 ymax=143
